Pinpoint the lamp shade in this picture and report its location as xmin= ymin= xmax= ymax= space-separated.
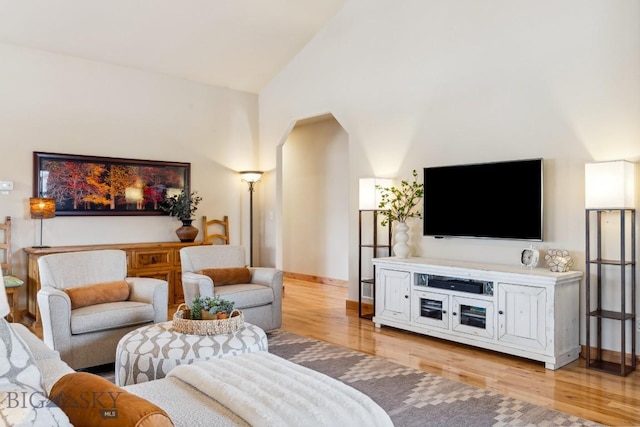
xmin=0 ymin=278 xmax=9 ymax=317
xmin=585 ymin=160 xmax=636 ymax=209
xmin=29 ymin=197 xmax=56 ymax=219
xmin=240 ymin=171 xmax=263 ymax=183
xmin=359 ymin=178 xmax=393 ymax=210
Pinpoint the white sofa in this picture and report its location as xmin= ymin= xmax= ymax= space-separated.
xmin=5 ymin=322 xmax=247 ymax=426
xmin=4 ymin=323 xmax=392 ymax=427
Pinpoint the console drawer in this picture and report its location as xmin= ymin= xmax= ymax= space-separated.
xmin=131 ymin=249 xmax=173 ymax=269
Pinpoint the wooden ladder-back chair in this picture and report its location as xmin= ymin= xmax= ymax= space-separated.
xmin=1 ymin=216 xmax=22 ymax=322
xmin=0 ymin=216 xmax=11 ymax=275
xmin=202 ymin=215 xmax=230 ymax=245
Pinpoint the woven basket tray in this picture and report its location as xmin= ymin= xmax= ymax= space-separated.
xmin=172 ymin=304 xmax=244 ymax=335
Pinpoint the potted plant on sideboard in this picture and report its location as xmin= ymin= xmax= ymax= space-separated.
xmin=161 ymin=190 xmax=202 ymax=242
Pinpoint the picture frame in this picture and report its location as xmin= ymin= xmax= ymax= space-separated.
xmin=33 ymin=152 xmax=191 ymax=216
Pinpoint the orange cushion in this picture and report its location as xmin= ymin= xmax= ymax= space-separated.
xmin=64 ymin=280 xmax=130 ymax=309
xmin=198 ymin=267 xmax=251 ymax=286
xmin=49 ymin=372 xmax=174 ymax=427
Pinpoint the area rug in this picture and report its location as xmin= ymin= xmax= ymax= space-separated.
xmin=266 ymin=330 xmax=603 ymax=427
xmin=91 ymin=329 xmax=604 ymax=426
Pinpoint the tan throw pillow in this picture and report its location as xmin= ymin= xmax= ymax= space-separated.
xmin=198 ymin=267 xmax=251 ymax=286
xmin=49 ymin=372 xmax=174 ymax=427
xmin=64 ymin=280 xmax=130 ymax=309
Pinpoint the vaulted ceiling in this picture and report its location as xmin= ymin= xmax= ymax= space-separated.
xmin=0 ymin=0 xmax=347 ymax=93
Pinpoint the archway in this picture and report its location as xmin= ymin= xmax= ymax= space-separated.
xmin=277 ymin=114 xmax=349 ymax=284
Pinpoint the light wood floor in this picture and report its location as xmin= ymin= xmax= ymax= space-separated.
xmin=30 ymin=276 xmax=638 ymax=426
xmin=278 ymin=278 xmax=640 ymax=427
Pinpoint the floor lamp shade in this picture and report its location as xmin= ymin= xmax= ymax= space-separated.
xmin=240 ymin=171 xmax=263 ymax=184
xmin=359 ymin=178 xmax=393 ymax=210
xmin=585 ymin=161 xmax=636 ymax=209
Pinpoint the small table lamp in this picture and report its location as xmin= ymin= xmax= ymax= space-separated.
xmin=30 ymin=197 xmax=56 ymax=248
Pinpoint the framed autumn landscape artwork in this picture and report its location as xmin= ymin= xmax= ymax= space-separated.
xmin=33 ymin=152 xmax=190 ymax=216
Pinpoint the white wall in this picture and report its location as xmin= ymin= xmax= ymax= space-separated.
xmin=259 ymin=0 xmax=640 ymax=349
xmin=0 ymin=43 xmax=260 ymax=287
xmin=281 ymin=117 xmax=349 ymax=280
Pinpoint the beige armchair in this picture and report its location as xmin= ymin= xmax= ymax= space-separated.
xmin=180 ymin=245 xmax=282 ymax=331
xmin=37 ymin=249 xmax=168 ymax=370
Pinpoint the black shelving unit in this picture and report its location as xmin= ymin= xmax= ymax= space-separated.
xmin=358 ymin=210 xmax=391 ymax=319
xmin=585 ymin=208 xmax=636 ymax=376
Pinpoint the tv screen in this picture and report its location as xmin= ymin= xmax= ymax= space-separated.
xmin=423 ymin=158 xmax=543 ymax=241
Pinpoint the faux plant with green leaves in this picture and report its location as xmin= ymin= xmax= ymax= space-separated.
xmin=190 ymin=295 xmax=235 ymax=320
xmin=160 ymin=190 xmax=202 ymax=220
xmin=215 ymin=298 xmax=235 ymax=315
xmin=375 ymin=169 xmax=424 ymax=226
xmin=190 ymin=296 xmax=204 ymax=320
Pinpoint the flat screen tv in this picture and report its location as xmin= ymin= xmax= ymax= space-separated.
xmin=423 ymin=158 xmax=543 ymax=241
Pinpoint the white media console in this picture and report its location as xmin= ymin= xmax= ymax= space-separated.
xmin=372 ymin=257 xmax=583 ymax=370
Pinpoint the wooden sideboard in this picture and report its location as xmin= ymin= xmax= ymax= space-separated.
xmin=23 ymin=241 xmax=202 ymax=326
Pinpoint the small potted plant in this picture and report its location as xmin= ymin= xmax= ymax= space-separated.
xmin=214 ymin=298 xmax=236 ymax=319
xmin=190 ymin=296 xmax=235 ymax=320
xmin=161 ymin=190 xmax=202 ymax=242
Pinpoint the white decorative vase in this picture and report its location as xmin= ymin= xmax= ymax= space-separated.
xmin=393 ymin=222 xmax=411 ymax=258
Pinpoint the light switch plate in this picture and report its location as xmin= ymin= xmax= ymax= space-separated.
xmin=0 ymin=181 xmax=13 ymax=191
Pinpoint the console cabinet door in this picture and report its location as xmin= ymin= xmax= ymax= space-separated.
xmin=412 ymin=290 xmax=449 ymax=329
xmin=451 ymin=295 xmax=494 ymax=339
xmin=497 ymin=282 xmax=547 ymax=351
xmin=376 ymin=268 xmax=411 ymax=323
